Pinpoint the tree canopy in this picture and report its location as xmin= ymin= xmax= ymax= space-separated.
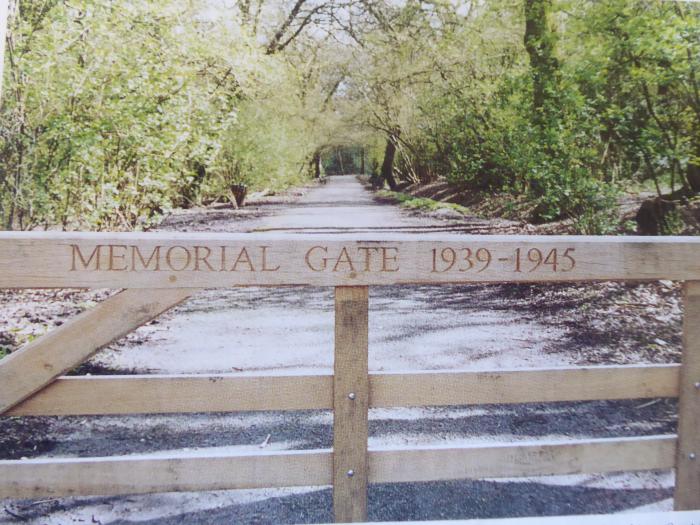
xmin=1 ymin=0 xmax=698 ymax=232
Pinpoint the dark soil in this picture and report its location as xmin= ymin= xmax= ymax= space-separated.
xmin=0 ymin=397 xmax=678 ymax=461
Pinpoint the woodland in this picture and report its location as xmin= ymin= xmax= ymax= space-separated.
xmin=0 ymin=0 xmax=698 ymax=233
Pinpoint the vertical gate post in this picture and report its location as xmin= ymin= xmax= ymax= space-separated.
xmin=675 ymin=280 xmax=700 ymax=510
xmin=333 ymin=286 xmax=369 ymax=522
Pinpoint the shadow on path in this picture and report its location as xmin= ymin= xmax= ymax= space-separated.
xmin=103 ymin=481 xmax=672 ymax=524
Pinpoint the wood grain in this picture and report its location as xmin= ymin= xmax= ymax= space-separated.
xmin=0 ymin=436 xmax=674 ymax=499
xmin=369 ymin=435 xmax=677 ymax=483
xmin=8 ymin=373 xmax=334 ymax=416
xmin=333 ymin=286 xmax=369 ymax=523
xmin=0 ymin=288 xmax=195 ymax=414
xmin=1 ymin=232 xmax=699 ymax=287
xmin=8 ymin=365 xmax=679 ymax=416
xmin=675 ymin=281 xmax=700 ymax=510
xmin=370 ymin=364 xmax=681 ymax=407
xmin=0 ymin=449 xmax=332 ymax=499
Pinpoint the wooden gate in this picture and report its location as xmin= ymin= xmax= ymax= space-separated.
xmin=1 ymin=232 xmax=699 ymax=522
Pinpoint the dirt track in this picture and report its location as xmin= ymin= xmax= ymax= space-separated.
xmin=0 ymin=176 xmax=683 ymax=524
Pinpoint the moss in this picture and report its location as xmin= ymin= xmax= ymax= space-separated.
xmin=375 ymin=190 xmax=471 ymax=215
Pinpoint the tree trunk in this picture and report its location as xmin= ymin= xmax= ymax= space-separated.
xmin=686 ymin=140 xmax=700 ymax=194
xmin=381 ymin=137 xmax=398 ymax=190
xmin=688 ymin=166 xmax=700 ymax=194
xmin=0 ymin=0 xmax=9 ymax=102
xmin=523 ymin=0 xmax=559 ymax=123
xmin=636 ymin=197 xmax=677 ymax=235
xmin=337 ymin=148 xmax=345 ymax=175
xmin=179 ymin=162 xmax=207 ymax=208
xmin=310 ymin=151 xmax=321 ymax=179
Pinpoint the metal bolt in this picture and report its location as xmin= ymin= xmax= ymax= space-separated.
xmin=347 ymin=470 xmax=355 ymax=477
xmin=689 ymin=453 xmax=697 ymax=460
xmin=348 ymin=392 xmax=356 ymax=400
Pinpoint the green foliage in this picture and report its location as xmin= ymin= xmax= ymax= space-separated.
xmin=0 ymin=0 xmax=327 ymax=230
xmin=353 ymin=0 xmax=699 ymax=233
xmin=323 ymin=147 xmax=367 ymax=176
xmin=660 ymin=208 xmax=685 ymax=236
xmin=1 ymin=0 xmax=698 ymax=234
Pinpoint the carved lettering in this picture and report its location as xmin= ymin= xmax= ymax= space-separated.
xmin=381 ymin=247 xmax=399 ymax=272
xmin=304 ymin=245 xmax=400 ymax=274
xmin=71 ymin=245 xmax=102 ymax=271
xmin=231 ymin=247 xmax=255 ymax=272
xmin=67 ymin=243 xmax=579 ymax=278
xmin=514 ymin=248 xmax=576 ymax=273
xmin=431 ymin=246 xmax=576 ymax=274
xmin=357 ymin=247 xmax=380 ymax=272
xmin=332 ymin=247 xmax=355 ymax=272
xmin=305 ymin=246 xmax=328 ymax=272
xmin=72 ymin=244 xmax=285 ymax=273
xmin=260 ymin=246 xmax=281 ymax=272
xmin=166 ymin=246 xmax=192 ymax=272
xmin=194 ymin=246 xmax=215 ymax=272
xmin=432 ymin=247 xmax=491 ymax=273
xmin=131 ymin=246 xmax=161 ymax=271
xmin=108 ymin=245 xmax=128 ymax=271
xmin=219 ymin=246 xmax=227 ymax=272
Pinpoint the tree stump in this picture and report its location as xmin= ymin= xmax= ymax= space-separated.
xmin=231 ymin=184 xmax=248 ymax=207
xmin=636 ymin=197 xmax=676 ymax=235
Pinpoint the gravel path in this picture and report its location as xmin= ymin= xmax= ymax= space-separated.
xmin=0 ymin=176 xmax=682 ymax=524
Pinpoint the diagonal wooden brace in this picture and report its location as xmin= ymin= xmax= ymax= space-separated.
xmin=0 ymin=288 xmax=196 ymax=414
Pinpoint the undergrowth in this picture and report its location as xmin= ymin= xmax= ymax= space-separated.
xmin=376 ymin=190 xmax=471 ymax=215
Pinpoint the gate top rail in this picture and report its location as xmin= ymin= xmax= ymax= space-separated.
xmin=1 ymin=232 xmax=699 ymax=288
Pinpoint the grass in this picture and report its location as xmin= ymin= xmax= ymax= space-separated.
xmin=624 ymin=173 xmax=676 ymax=196
xmin=376 ymin=190 xmax=472 ymax=215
